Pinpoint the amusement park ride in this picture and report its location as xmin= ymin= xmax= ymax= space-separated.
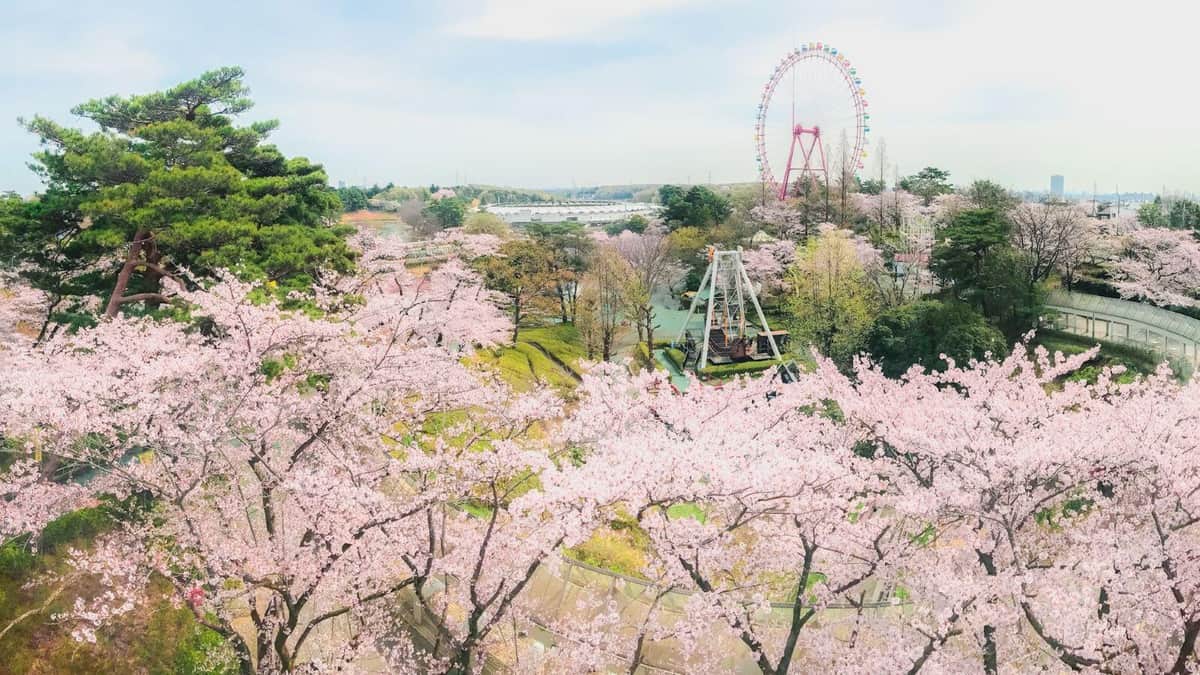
xmin=672 ymin=246 xmax=788 ymax=372
xmin=672 ymin=42 xmax=867 ymax=376
xmin=755 ymin=42 xmax=869 ymax=201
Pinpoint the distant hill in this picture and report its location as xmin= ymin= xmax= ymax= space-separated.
xmin=367 ymin=184 xmax=556 ymax=205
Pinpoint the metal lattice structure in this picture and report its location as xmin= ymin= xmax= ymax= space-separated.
xmin=755 ymin=43 xmax=869 ymax=201
xmin=674 ymin=248 xmax=784 ymax=371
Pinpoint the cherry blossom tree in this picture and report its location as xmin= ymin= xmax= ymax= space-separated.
xmin=928 ymin=192 xmax=972 ymax=224
xmin=575 ymin=245 xmax=631 ymax=361
xmin=1009 ymin=200 xmax=1094 ymax=286
xmin=0 ymin=271 xmax=48 ymax=349
xmin=612 ymin=227 xmax=683 ymax=354
xmin=869 ymin=223 xmax=935 ymax=307
xmin=854 ymin=190 xmax=924 ymax=231
xmin=554 ymin=340 xmax=1200 ymax=674
xmin=560 ymin=364 xmax=942 ymax=673
xmin=751 ymin=204 xmax=810 ymax=239
xmin=741 ymin=239 xmax=796 ymax=301
xmin=433 ymin=228 xmax=505 ymax=259
xmin=6 ymin=230 xmax=1200 ymax=674
xmin=841 ymin=344 xmax=1200 ymax=673
xmin=1112 ymin=227 xmax=1200 ymax=307
xmin=0 ymin=250 xmax=607 ymax=673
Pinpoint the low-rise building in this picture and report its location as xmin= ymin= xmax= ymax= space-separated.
xmin=485 ymin=201 xmax=660 ymax=225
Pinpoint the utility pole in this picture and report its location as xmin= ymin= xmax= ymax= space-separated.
xmin=877 ymin=138 xmax=888 ymax=228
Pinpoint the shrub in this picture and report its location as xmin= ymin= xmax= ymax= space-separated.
xmin=867 ymin=300 xmax=1008 ymax=378
xmin=635 ymin=342 xmax=653 ymax=369
xmin=1035 ymin=329 xmax=1174 ymax=379
xmin=39 ymin=505 xmax=114 ymax=553
xmin=565 ymin=533 xmax=645 ymax=577
xmin=664 ymin=347 xmax=687 ymax=370
xmin=0 ymin=535 xmax=37 ymax=578
xmin=697 ymin=359 xmax=778 ymax=379
xmin=1069 ymin=276 xmax=1121 ymax=299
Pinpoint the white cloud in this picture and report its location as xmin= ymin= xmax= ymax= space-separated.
xmin=446 ymin=0 xmax=714 ymax=40
xmin=0 ymin=29 xmax=164 ymax=85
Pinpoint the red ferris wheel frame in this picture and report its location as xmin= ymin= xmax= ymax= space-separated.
xmin=754 ymin=43 xmax=869 ymax=201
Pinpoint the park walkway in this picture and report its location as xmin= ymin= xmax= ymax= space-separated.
xmin=1044 ymin=290 xmax=1200 ymax=375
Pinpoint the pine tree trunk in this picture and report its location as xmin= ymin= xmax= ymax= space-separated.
xmin=104 ymin=229 xmax=149 ymax=318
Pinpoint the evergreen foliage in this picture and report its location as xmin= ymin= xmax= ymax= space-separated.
xmin=5 ymin=66 xmax=354 ymax=321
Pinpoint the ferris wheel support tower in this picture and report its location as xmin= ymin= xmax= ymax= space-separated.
xmin=778 ymin=124 xmax=829 ymax=201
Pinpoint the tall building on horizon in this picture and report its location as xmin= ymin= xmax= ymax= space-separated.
xmin=1050 ymin=175 xmax=1065 ymax=198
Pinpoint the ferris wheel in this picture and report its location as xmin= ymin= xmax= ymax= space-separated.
xmin=754 ymin=43 xmax=870 ymax=201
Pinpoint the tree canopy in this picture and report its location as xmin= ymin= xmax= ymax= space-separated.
xmin=423 ymin=197 xmax=467 ymax=228
xmin=899 ymin=167 xmax=953 ymax=206
xmin=931 ymin=208 xmax=1043 ymax=340
xmin=6 ymin=66 xmax=354 ymax=321
xmin=336 ymin=186 xmax=369 ymax=211
xmin=965 ymin=179 xmax=1018 ymax=212
xmin=1139 ymin=196 xmax=1200 ymax=231
xmin=659 ymin=185 xmax=732 ymax=230
xmin=859 ymin=178 xmax=885 ymax=195
xmin=786 ymin=227 xmax=877 ymax=366
xmin=867 ymin=299 xmax=1007 ymax=377
xmin=476 ymin=239 xmax=557 ymax=343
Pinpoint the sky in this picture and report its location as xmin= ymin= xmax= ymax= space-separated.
xmin=1 ymin=0 xmax=1197 ymax=195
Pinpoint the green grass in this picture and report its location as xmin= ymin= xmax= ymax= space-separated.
xmin=458 ymin=501 xmax=495 ymax=520
xmin=1034 ymin=329 xmax=1178 ymax=382
xmin=473 ymin=324 xmax=586 ymax=392
xmin=666 ymin=503 xmax=706 ymax=523
xmin=562 ymin=530 xmax=648 ymax=578
xmin=563 ymin=510 xmax=652 ymax=578
xmin=664 ymin=347 xmax=687 ymax=371
xmin=520 ymin=325 xmax=587 ymax=369
xmin=1 ymin=508 xmax=237 ymax=675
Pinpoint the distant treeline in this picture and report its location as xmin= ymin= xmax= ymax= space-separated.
xmin=335 ymin=183 xmax=557 ymax=212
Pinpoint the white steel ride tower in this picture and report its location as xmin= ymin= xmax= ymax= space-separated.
xmin=673 ymin=247 xmax=786 ymax=371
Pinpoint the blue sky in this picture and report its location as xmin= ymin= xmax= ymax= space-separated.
xmin=1 ymin=0 xmax=1196 ymax=195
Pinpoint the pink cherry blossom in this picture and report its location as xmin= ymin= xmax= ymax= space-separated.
xmin=1112 ymin=227 xmax=1200 ymax=307
xmin=0 ymin=272 xmax=49 ymax=349
xmin=6 ymin=222 xmax=1200 ymax=673
xmin=741 ymin=239 xmax=796 ymax=296
xmin=0 ymin=246 xmax=603 ymax=672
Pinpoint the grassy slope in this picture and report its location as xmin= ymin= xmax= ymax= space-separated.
xmin=472 ymin=324 xmax=666 ymax=577
xmin=0 ymin=508 xmax=235 ymax=675
xmin=472 ymin=324 xmax=586 ymax=393
xmin=1034 ymin=328 xmax=1169 ymax=383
